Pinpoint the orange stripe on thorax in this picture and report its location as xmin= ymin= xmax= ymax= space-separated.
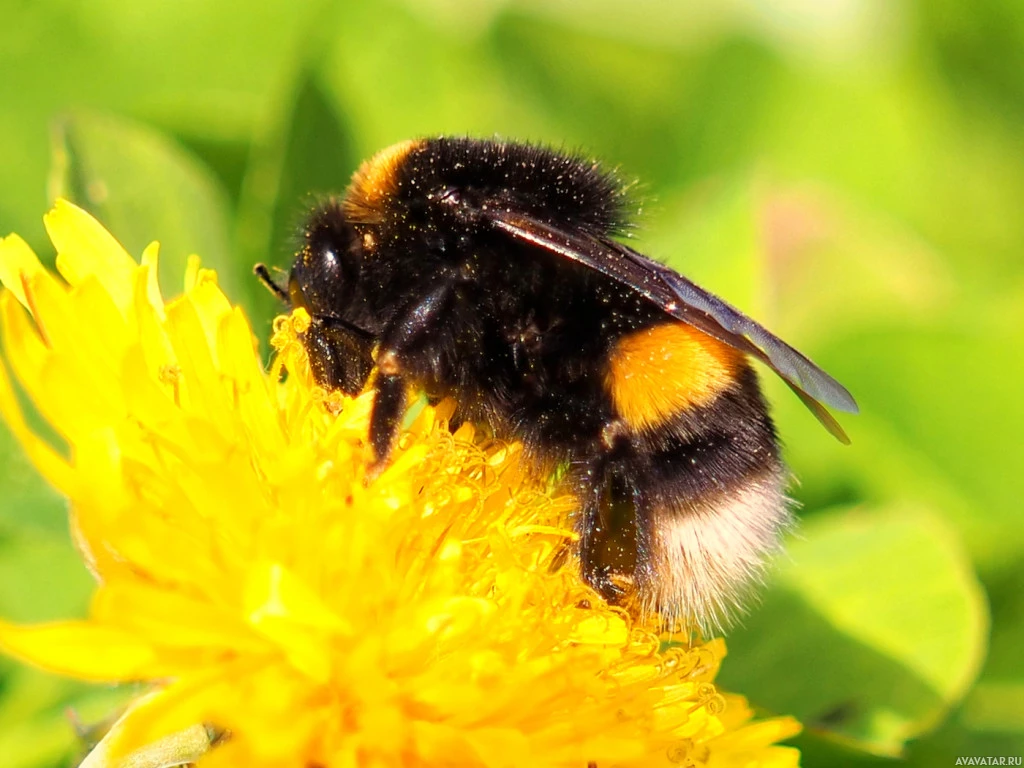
xmin=605 ymin=322 xmax=745 ymax=432
xmin=343 ymin=139 xmax=424 ymax=223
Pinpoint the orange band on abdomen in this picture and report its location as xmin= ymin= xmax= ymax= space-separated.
xmin=605 ymin=322 xmax=745 ymax=432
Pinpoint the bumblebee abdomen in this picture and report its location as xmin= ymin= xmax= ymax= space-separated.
xmin=598 ymin=323 xmax=789 ymax=630
xmin=604 ymin=321 xmax=747 ymax=434
xmin=639 ymin=461 xmax=790 ymax=631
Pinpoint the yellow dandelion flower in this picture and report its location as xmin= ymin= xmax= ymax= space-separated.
xmin=0 ymin=201 xmax=801 ymax=768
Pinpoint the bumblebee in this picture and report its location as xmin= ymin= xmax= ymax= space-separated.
xmin=256 ymin=137 xmax=857 ymax=631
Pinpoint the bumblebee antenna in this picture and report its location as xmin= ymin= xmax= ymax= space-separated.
xmin=254 ymin=264 xmax=289 ymax=302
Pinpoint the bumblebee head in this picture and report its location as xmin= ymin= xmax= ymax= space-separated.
xmin=287 ymin=199 xmax=363 ymax=319
xmin=254 ymin=200 xmax=375 ymax=395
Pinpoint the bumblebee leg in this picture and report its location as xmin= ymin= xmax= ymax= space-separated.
xmin=367 ymin=281 xmax=456 ymax=468
xmin=578 ymin=473 xmax=612 ymax=598
xmin=379 ymin=282 xmax=453 ymax=354
xmin=369 ymin=371 xmax=409 ymax=465
xmin=578 ymin=462 xmax=638 ymax=605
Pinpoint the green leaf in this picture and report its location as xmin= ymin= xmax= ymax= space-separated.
xmin=899 ymin=560 xmax=1024 ymax=764
xmin=49 ymin=111 xmax=236 ymax=303
xmin=903 ymin=678 xmax=1024 ymax=767
xmin=718 ymin=505 xmax=988 ymax=757
xmin=785 ymin=326 xmax=1024 ymax=571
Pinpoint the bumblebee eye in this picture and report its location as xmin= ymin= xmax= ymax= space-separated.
xmin=288 ymin=247 xmax=345 ymax=315
xmin=313 ymin=243 xmax=344 ymax=283
xmin=290 ymin=202 xmax=363 ymax=316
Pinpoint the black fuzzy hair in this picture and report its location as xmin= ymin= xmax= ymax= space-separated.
xmin=395 ymin=136 xmax=635 ymax=237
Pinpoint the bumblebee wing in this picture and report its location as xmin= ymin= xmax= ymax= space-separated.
xmin=489 ymin=211 xmax=857 ymax=442
xmin=622 ymin=242 xmax=860 ymax=411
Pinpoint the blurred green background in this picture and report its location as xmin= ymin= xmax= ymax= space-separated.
xmin=1 ymin=0 xmax=1022 ymax=765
